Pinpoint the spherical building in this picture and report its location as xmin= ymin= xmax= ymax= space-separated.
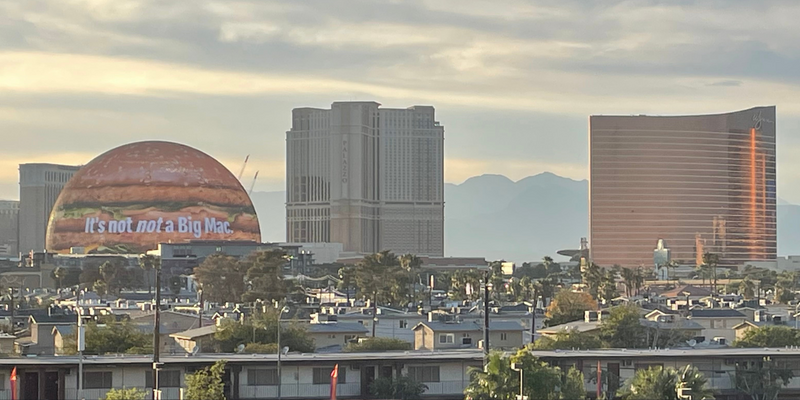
xmin=46 ymin=141 xmax=261 ymax=254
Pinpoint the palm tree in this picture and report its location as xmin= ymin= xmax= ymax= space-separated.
xmin=740 ymin=277 xmax=756 ymax=300
xmin=139 ymin=255 xmax=157 ymax=294
xmin=464 ymin=352 xmax=518 ymax=400
xmin=400 ymin=254 xmax=422 ymax=306
xmin=620 ymin=268 xmax=636 ymax=298
xmin=337 ymin=265 xmax=355 ymax=305
xmin=702 ymin=252 xmax=720 ymax=295
xmin=620 ymin=365 xmax=713 ymax=400
xmin=53 ymin=267 xmax=68 ymax=290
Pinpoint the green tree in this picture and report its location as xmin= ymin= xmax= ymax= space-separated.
xmin=533 ymin=329 xmax=603 ymax=350
xmin=734 ymin=325 xmax=800 ymax=348
xmin=545 ymin=289 xmax=597 ymax=326
xmin=740 ymin=277 xmax=756 ymax=299
xmin=241 ymin=250 xmax=288 ymax=303
xmin=138 ymin=254 xmax=158 ymax=294
xmin=354 ymin=251 xmax=412 ymax=309
xmin=337 ymin=265 xmax=356 ymax=304
xmin=400 ymin=254 xmax=423 ymax=304
xmin=102 ymin=387 xmax=147 ymax=400
xmin=599 ymin=267 xmax=619 ymax=304
xmin=168 ymin=276 xmax=182 ymax=296
xmin=582 ymin=263 xmax=604 ymax=298
xmin=601 ymin=305 xmax=647 ymax=348
xmin=344 ymin=337 xmax=412 ymax=352
xmin=194 ymin=254 xmax=247 ymax=303
xmin=93 ymin=280 xmax=108 ymax=300
xmin=450 ymin=269 xmax=482 ymax=301
xmin=489 ymin=261 xmax=506 ymax=301
xmin=620 ymin=365 xmax=714 ymax=400
xmin=620 ymin=267 xmax=637 ymax=298
xmin=184 ymin=360 xmax=227 ymax=400
xmin=62 ymin=320 xmax=152 ymax=355
xmin=370 ymin=376 xmax=427 ymax=400
xmin=53 ymin=267 xmax=68 ymax=289
xmin=212 ymin=310 xmax=315 ymax=354
xmin=464 ymin=348 xmax=585 ymax=400
xmin=733 ymin=357 xmax=792 ymax=400
xmin=561 ymin=367 xmax=587 ymax=400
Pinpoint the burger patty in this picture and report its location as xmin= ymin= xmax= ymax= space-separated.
xmin=56 ymin=185 xmax=253 ymax=207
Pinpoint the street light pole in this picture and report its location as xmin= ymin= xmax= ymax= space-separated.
xmin=152 ymin=260 xmax=162 ymax=400
xmin=77 ymin=289 xmax=84 ymax=400
xmin=277 ymin=303 xmax=288 ymax=400
xmin=511 ymin=362 xmax=523 ymax=400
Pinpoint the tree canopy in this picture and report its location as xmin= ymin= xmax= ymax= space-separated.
xmin=533 ymin=329 xmax=604 ymax=350
xmin=734 ymin=325 xmax=800 ymax=348
xmin=545 ymin=289 xmax=597 ymax=326
xmin=620 ymin=365 xmax=714 ymax=400
xmin=370 ymin=376 xmax=427 ymax=400
xmin=344 ymin=337 xmax=412 ymax=352
xmin=63 ymin=319 xmax=151 ymax=355
xmin=212 ymin=309 xmax=315 ymax=354
xmin=184 ymin=360 xmax=227 ymax=400
xmin=601 ymin=305 xmax=648 ymax=348
xmin=464 ymin=347 xmax=584 ymax=400
xmin=194 ymin=250 xmax=289 ymax=304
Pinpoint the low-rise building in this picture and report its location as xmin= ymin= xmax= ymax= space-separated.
xmin=412 ymin=321 xmax=524 ymax=351
xmin=305 ymin=322 xmax=369 ymax=351
xmin=0 ymin=350 xmax=482 ymax=399
xmin=687 ymin=309 xmax=748 ymax=345
xmin=169 ymin=325 xmax=216 ymax=354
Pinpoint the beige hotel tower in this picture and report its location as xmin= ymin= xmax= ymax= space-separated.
xmin=286 ymin=102 xmax=444 ymax=256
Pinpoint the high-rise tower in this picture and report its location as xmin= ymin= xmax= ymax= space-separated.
xmin=589 ymin=106 xmax=776 ymax=268
xmin=286 ymin=102 xmax=444 ymax=256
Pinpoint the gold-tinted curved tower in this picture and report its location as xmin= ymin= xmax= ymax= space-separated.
xmin=590 ymin=106 xmax=776 ymax=268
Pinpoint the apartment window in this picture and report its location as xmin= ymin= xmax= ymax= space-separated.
xmin=500 ymin=333 xmax=508 ymax=341
xmin=145 ymin=370 xmax=181 ymax=388
xmin=408 ymin=366 xmax=440 ymax=383
xmin=248 ymin=369 xmax=279 ymax=386
xmin=313 ymin=367 xmax=345 ymax=384
xmin=84 ymin=372 xmax=113 ymax=389
xmin=439 ymin=334 xmax=454 ymax=344
xmin=399 ymin=320 xmax=408 ymax=329
xmin=462 ymin=337 xmax=472 ymax=345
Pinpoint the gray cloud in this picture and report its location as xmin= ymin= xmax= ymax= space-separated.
xmin=2 ymin=0 xmax=800 ymax=201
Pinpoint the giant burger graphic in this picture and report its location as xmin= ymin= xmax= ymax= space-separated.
xmin=46 ymin=141 xmax=261 ymax=254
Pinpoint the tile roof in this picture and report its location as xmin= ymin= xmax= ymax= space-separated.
xmin=414 ymin=321 xmax=524 ymax=332
xmin=689 ymin=309 xmax=746 ymax=318
xmin=305 ymin=323 xmax=369 ymax=334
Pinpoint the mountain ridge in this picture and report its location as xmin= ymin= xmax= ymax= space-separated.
xmin=251 ymin=173 xmax=800 ymax=263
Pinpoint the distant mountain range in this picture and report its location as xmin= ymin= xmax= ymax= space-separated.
xmin=251 ymin=173 xmax=800 ymax=264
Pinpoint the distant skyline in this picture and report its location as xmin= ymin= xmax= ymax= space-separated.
xmin=2 ymin=1 xmax=800 ymax=202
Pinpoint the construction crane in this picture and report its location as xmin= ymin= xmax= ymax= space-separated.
xmin=248 ymin=171 xmax=259 ymax=195
xmin=237 ymin=155 xmax=250 ymax=181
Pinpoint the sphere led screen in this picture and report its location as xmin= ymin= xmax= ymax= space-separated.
xmin=46 ymin=141 xmax=261 ymax=254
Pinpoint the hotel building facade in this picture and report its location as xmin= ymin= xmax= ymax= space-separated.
xmin=286 ymin=102 xmax=444 ymax=256
xmin=589 ymin=106 xmax=776 ymax=268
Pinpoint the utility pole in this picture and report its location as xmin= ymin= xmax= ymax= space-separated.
xmin=7 ymin=288 xmax=14 ymax=335
xmin=77 ymin=290 xmax=84 ymax=400
xmin=483 ymin=270 xmax=490 ymax=362
xmin=197 ymin=289 xmax=203 ymax=328
xmin=152 ymin=260 xmax=162 ymax=400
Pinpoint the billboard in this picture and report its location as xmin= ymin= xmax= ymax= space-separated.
xmin=46 ymin=141 xmax=261 ymax=254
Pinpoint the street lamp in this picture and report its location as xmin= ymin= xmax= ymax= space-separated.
xmin=511 ymin=362 xmax=525 ymax=400
xmin=276 ymin=304 xmax=289 ymax=400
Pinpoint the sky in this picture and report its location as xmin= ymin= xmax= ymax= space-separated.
xmin=2 ymin=0 xmax=800 ymax=201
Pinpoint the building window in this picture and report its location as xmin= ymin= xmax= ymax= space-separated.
xmin=328 ymin=334 xmax=336 ymax=339
xmin=408 ymin=366 xmax=440 ymax=383
xmin=462 ymin=337 xmax=472 ymax=345
xmin=84 ymin=372 xmax=113 ymax=389
xmin=313 ymin=367 xmax=346 ymax=384
xmin=399 ymin=320 xmax=408 ymax=329
xmin=439 ymin=334 xmax=454 ymax=344
xmin=145 ymin=370 xmax=181 ymax=388
xmin=0 ymin=374 xmax=5 ymax=390
xmin=248 ymin=369 xmax=279 ymax=386
xmin=500 ymin=333 xmax=508 ymax=341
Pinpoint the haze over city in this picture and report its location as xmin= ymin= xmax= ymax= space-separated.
xmin=3 ymin=0 xmax=800 ymax=201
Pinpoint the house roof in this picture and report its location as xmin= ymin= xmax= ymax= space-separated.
xmin=661 ymin=285 xmax=712 ymax=298
xmin=169 ymin=325 xmax=216 ymax=340
xmin=640 ymin=319 xmax=704 ymax=331
xmin=689 ymin=309 xmax=746 ymax=318
xmin=305 ymin=323 xmax=369 ymax=334
xmin=30 ymin=314 xmax=77 ymax=324
xmin=51 ymin=325 xmax=75 ymax=337
xmin=537 ymin=320 xmax=600 ymax=335
xmin=412 ymin=321 xmax=524 ymax=332
xmin=732 ymin=321 xmax=760 ymax=330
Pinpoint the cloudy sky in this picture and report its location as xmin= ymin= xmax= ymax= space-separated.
xmin=2 ymin=0 xmax=800 ymax=201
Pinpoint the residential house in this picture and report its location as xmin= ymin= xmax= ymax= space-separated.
xmin=661 ymin=285 xmax=712 ymax=311
xmin=687 ymin=309 xmax=748 ymax=344
xmin=305 ymin=322 xmax=369 ymax=351
xmin=0 ymin=333 xmax=15 ymax=354
xmin=131 ymin=310 xmax=211 ymax=354
xmin=169 ymin=325 xmax=216 ymax=354
xmin=537 ymin=310 xmax=609 ymax=338
xmin=19 ymin=313 xmax=75 ymax=355
xmin=51 ymin=325 xmax=74 ymax=355
xmin=412 ymin=321 xmax=524 ymax=351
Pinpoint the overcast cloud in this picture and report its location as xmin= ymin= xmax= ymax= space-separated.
xmin=2 ymin=0 xmax=800 ymax=201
